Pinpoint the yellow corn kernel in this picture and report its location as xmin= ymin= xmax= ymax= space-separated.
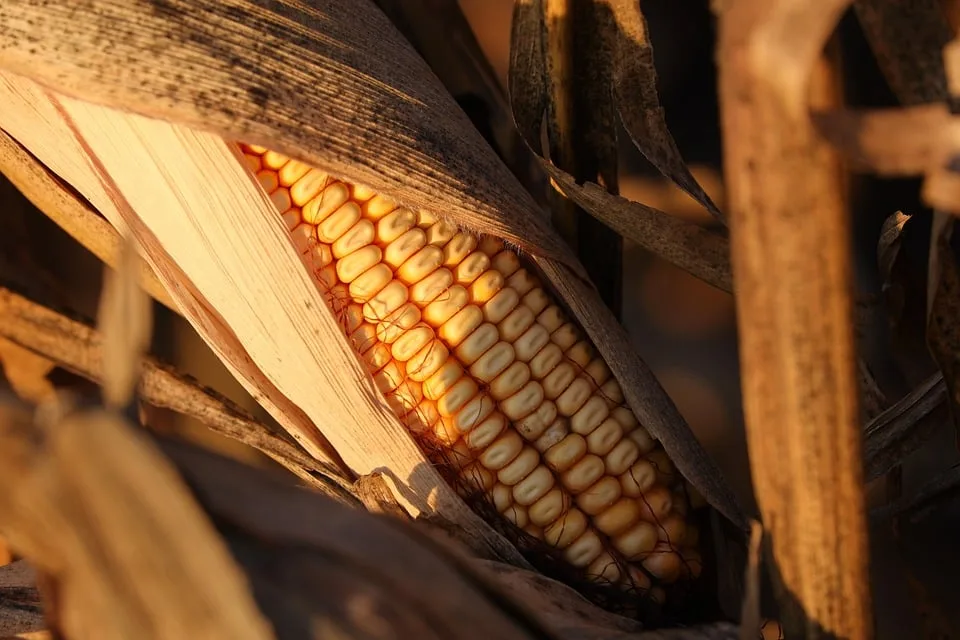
xmin=238 ymin=142 xmax=698 ymax=596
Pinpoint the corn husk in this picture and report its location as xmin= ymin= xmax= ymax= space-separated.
xmin=0 ymin=0 xmax=745 ymax=547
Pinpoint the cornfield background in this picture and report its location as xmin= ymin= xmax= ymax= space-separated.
xmin=1 ymin=0 xmax=959 ymax=638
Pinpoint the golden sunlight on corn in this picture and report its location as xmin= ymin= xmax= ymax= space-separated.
xmin=238 ymin=143 xmax=701 ymax=601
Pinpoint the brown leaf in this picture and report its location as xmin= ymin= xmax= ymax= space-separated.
xmin=877 ymin=211 xmax=914 ymax=340
xmin=509 ymin=0 xmax=722 ymax=222
xmin=0 ymin=401 xmax=275 ymax=640
xmin=158 ymin=431 xmax=743 ymax=640
xmin=0 ymin=0 xmax=580 ymax=278
xmin=812 ymin=104 xmax=957 ymax=176
xmin=546 ymin=168 xmax=732 ymax=293
xmin=853 ymin=0 xmax=952 ymax=106
xmin=927 ymin=217 xmax=960 ymax=437
xmin=0 ymin=128 xmax=177 ymax=313
xmin=0 ymin=284 xmax=357 ymax=504
xmin=863 ymin=373 xmax=949 ymax=481
xmin=607 ymin=0 xmax=722 ymax=222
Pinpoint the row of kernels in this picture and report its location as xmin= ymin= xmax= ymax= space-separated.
xmin=244 ymin=146 xmax=694 ymax=592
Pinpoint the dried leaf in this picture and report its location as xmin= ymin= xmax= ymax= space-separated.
xmin=879 ymin=211 xmax=913 ymax=283
xmin=863 ymin=374 xmax=948 ymax=481
xmin=0 ymin=0 xmax=578 ymax=276
xmin=927 ymin=218 xmax=960 ymax=437
xmin=606 ymin=0 xmax=722 ymax=222
xmin=509 ymin=0 xmax=722 ymax=222
xmin=546 ymin=168 xmax=733 ymax=293
xmin=853 ymin=0 xmax=952 ymax=105
xmin=0 ymin=285 xmax=357 ymax=503
xmin=871 ymin=462 xmax=960 ymax=521
xmin=0 ymin=0 xmax=746 ymax=532
xmin=0 ymin=128 xmax=177 ymax=313
xmin=159 ymin=431 xmax=743 ymax=640
xmin=0 ymin=401 xmax=275 ymax=640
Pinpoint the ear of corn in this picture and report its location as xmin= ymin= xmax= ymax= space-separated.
xmin=239 ymin=143 xmax=701 ymax=601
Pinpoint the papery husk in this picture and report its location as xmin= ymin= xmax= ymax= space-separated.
xmin=0 ymin=0 xmax=745 ymax=537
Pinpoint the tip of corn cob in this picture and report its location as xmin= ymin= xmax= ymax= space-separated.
xmin=237 ymin=142 xmax=703 ymax=612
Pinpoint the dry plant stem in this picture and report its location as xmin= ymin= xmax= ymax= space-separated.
xmin=0 ymin=285 xmax=357 ymax=504
xmin=0 ymin=402 xmax=275 ymax=640
xmin=0 ymin=128 xmax=176 ymax=313
xmin=717 ymin=0 xmax=873 ymax=638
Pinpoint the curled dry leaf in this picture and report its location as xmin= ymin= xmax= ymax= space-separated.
xmin=877 ymin=211 xmax=913 ymax=343
xmin=546 ymin=173 xmax=732 ymax=293
xmin=508 ymin=0 xmax=723 ymax=223
xmin=863 ymin=373 xmax=948 ymax=482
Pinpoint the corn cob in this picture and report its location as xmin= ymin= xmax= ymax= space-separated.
xmin=238 ymin=142 xmax=701 ymax=600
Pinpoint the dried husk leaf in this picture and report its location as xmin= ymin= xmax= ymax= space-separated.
xmin=0 ymin=284 xmax=357 ymax=503
xmin=853 ymin=0 xmax=952 ymax=106
xmin=0 ymin=128 xmax=176 ymax=313
xmin=0 ymin=0 xmax=578 ymax=275
xmin=0 ymin=401 xmax=275 ymax=640
xmin=0 ymin=74 xmax=535 ymax=567
xmin=508 ymin=0 xmax=723 ymax=222
xmin=545 ymin=173 xmax=732 ymax=293
xmin=156 ymin=429 xmax=743 ymax=640
xmin=0 ymin=0 xmax=746 ymax=531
